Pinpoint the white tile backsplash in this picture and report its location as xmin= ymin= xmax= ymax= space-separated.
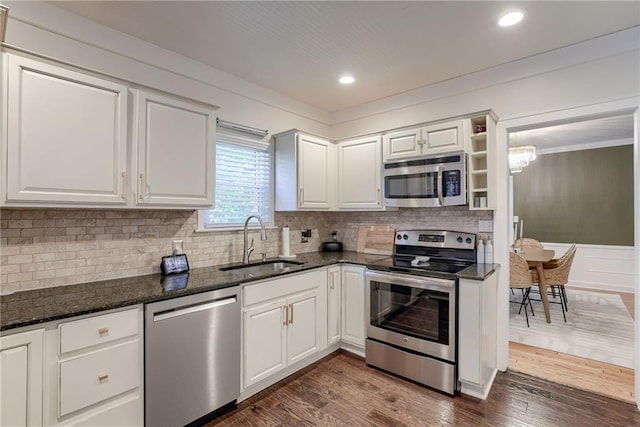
xmin=1 ymin=207 xmax=491 ymax=294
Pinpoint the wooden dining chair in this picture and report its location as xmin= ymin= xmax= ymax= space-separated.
xmin=530 ymin=244 xmax=577 ymax=322
xmin=509 ymin=252 xmax=535 ymax=327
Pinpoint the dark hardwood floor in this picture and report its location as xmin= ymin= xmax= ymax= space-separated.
xmin=208 ymin=350 xmax=640 ymax=426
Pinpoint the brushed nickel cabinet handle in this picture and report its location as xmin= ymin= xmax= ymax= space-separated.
xmin=98 ymin=373 xmax=109 ymax=382
xmin=98 ymin=327 xmax=109 ymax=336
xmin=289 ymin=304 xmax=293 ymax=324
xmin=121 ymin=172 xmax=127 ymax=200
xmin=139 ymin=173 xmax=145 ymax=201
xmin=283 ymin=305 xmax=288 ymax=325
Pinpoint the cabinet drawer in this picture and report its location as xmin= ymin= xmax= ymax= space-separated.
xmin=244 ymin=270 xmax=321 ymax=307
xmin=59 ymin=309 xmax=139 ymax=354
xmin=59 ymin=340 xmax=139 ymax=417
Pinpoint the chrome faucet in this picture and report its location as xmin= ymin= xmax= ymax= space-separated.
xmin=243 ymin=215 xmax=267 ymax=264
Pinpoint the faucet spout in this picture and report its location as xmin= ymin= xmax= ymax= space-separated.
xmin=243 ymin=215 xmax=267 ymax=264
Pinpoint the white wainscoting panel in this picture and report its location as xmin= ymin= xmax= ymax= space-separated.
xmin=542 ymin=243 xmax=635 ymax=293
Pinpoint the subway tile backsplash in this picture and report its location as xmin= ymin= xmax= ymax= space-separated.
xmin=1 ymin=207 xmax=491 ymax=294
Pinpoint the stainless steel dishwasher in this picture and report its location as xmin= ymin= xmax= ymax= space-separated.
xmin=145 ymin=286 xmax=240 ymax=427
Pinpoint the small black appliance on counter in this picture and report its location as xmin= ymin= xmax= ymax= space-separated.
xmin=321 ymin=231 xmax=343 ymax=252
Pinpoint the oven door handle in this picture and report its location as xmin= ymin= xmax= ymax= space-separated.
xmin=365 ymin=270 xmax=455 ymax=291
xmin=436 ymin=165 xmax=444 ymax=207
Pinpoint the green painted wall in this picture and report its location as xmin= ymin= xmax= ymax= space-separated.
xmin=513 ymin=145 xmax=634 ymax=246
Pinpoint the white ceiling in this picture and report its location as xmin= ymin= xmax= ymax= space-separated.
xmin=512 ymin=114 xmax=634 ymax=153
xmin=50 ymin=1 xmax=640 ymax=113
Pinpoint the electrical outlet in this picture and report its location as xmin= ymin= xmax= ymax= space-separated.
xmin=172 ymin=240 xmax=184 ymax=255
xmin=478 ymin=220 xmax=493 ymax=233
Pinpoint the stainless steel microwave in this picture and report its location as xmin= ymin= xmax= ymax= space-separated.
xmin=383 ymin=152 xmax=467 ymax=208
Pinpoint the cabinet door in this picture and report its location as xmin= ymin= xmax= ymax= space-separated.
xmin=0 ymin=329 xmax=44 ymax=427
xmin=286 ymin=291 xmax=319 ymax=365
xmin=297 ymin=134 xmax=333 ymax=209
xmin=341 ymin=266 xmax=366 ymax=347
xmin=135 ymin=90 xmax=215 ymax=207
xmin=382 ymin=128 xmax=421 ymax=162
xmin=338 ymin=136 xmax=382 ymax=209
xmin=327 ymin=267 xmax=342 ymax=345
xmin=243 ymin=300 xmax=287 ymax=388
xmin=422 ymin=120 xmax=464 ymax=154
xmin=6 ymin=55 xmax=128 ymax=204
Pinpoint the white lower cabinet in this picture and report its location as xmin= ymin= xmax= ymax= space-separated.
xmin=242 ymin=270 xmax=327 ymax=390
xmin=327 ymin=266 xmax=342 ymax=345
xmin=341 ymin=265 xmax=366 ymax=348
xmin=243 ymin=300 xmax=287 ymax=386
xmin=458 ymin=270 xmax=499 ymax=399
xmin=45 ymin=307 xmax=144 ymax=426
xmin=0 ymin=329 xmax=45 ymax=427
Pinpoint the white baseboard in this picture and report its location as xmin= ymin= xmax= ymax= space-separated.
xmin=542 ymin=243 xmax=635 ymax=294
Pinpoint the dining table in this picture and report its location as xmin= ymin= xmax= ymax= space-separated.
xmin=519 ymin=248 xmax=555 ymax=323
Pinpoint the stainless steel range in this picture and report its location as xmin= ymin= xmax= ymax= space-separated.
xmin=365 ymin=229 xmax=476 ymax=395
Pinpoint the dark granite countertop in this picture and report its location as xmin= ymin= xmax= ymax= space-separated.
xmin=1 ymin=252 xmax=499 ymax=332
xmin=458 ymin=263 xmax=500 ymax=281
xmin=0 ymin=251 xmax=388 ymax=332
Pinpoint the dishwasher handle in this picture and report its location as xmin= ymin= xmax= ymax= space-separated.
xmin=152 ymin=296 xmax=237 ymax=322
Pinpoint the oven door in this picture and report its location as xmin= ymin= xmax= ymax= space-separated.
xmin=383 ymin=162 xmax=466 ymax=208
xmin=365 ymin=270 xmax=456 ymax=362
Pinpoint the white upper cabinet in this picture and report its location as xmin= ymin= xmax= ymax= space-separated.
xmin=275 ymin=131 xmax=335 ymax=210
xmin=338 ymin=135 xmax=382 ymax=209
xmin=5 ymin=54 xmax=128 ymax=205
xmin=382 ymin=120 xmax=464 ymax=162
xmin=134 ymin=90 xmax=215 ymax=207
xmin=382 ymin=128 xmax=421 ymax=162
xmin=2 ymin=53 xmax=217 ymax=209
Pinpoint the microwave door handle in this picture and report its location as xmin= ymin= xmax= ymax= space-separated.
xmin=437 ymin=165 xmax=444 ymax=206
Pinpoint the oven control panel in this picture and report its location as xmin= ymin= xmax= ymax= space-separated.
xmin=395 ymin=230 xmax=475 ymax=250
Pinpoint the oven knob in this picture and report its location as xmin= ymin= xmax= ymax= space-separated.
xmin=466 ymin=237 xmax=472 ymax=244
xmin=402 ymin=234 xmax=408 ymax=240
xmin=396 ymin=234 xmax=402 ymax=240
xmin=457 ymin=236 xmax=463 ymax=243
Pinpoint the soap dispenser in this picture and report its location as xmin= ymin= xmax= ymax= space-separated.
xmin=476 ymin=237 xmax=485 ymax=264
xmin=485 ymin=236 xmax=494 ymax=264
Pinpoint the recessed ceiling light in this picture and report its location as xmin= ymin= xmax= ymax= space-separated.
xmin=339 ymin=75 xmax=355 ymax=85
xmin=498 ymin=11 xmax=524 ymax=27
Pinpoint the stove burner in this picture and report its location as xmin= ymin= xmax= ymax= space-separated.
xmin=366 ymin=230 xmax=477 ymax=278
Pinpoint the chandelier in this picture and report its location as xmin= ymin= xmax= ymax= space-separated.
xmin=509 ymin=145 xmax=537 ymax=173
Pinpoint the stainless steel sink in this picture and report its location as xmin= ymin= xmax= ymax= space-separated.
xmin=220 ymin=260 xmax=304 ymax=276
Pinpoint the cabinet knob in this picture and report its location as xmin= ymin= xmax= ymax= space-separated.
xmin=98 ymin=327 xmax=109 ymax=336
xmin=98 ymin=373 xmax=109 ymax=382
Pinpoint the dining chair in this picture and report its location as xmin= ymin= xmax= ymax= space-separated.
xmin=514 ymin=238 xmax=544 ymax=250
xmin=509 ymin=252 xmax=535 ymax=327
xmin=530 ymin=244 xmax=577 ymax=322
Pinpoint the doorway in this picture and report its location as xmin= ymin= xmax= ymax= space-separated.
xmin=493 ymin=100 xmax=639 ymax=408
xmin=506 ymin=114 xmax=635 ymax=402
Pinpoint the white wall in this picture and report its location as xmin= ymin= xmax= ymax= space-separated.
xmin=328 ymin=28 xmax=639 ymax=138
xmin=542 ymin=243 xmax=635 ymax=293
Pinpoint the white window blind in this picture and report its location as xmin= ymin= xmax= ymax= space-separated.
xmin=201 ymin=131 xmax=272 ymax=229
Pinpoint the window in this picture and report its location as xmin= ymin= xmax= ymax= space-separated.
xmin=199 ymin=128 xmax=272 ymax=230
